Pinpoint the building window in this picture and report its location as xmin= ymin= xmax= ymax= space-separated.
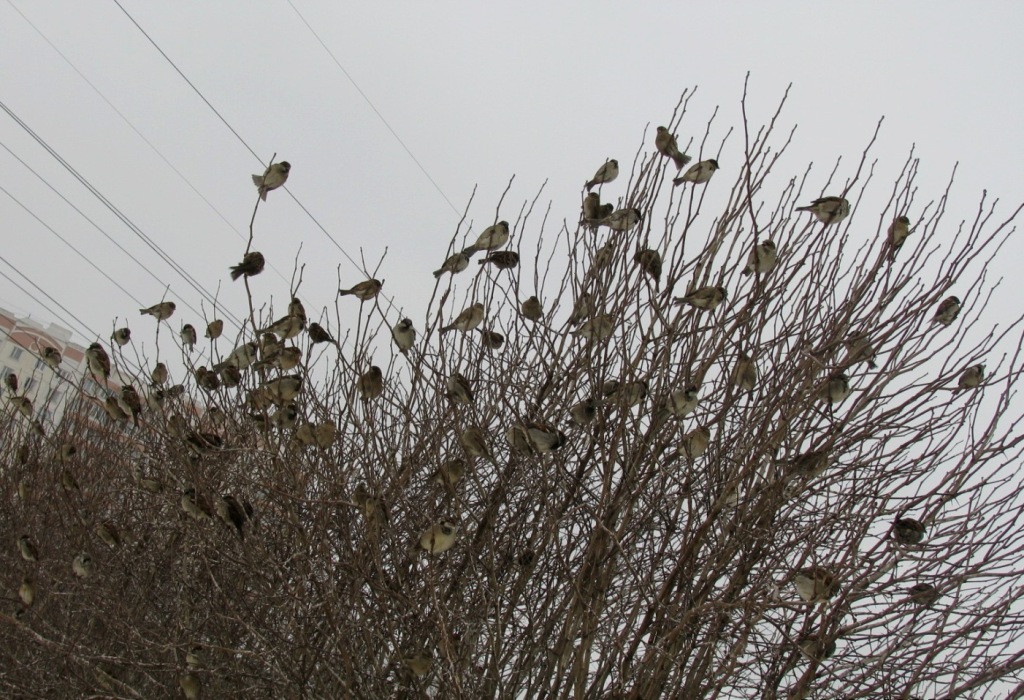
xmin=23 ymin=377 xmax=35 ymax=391
xmin=9 ymin=347 xmax=23 ymax=360
xmin=35 ymin=358 xmax=46 ymax=371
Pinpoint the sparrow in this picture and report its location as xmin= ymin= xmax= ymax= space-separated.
xmin=460 ymin=426 xmax=497 ymax=464
xmin=404 ymin=653 xmax=433 ymax=677
xmin=892 ymin=517 xmax=926 ymax=545
xmin=793 ymin=566 xmax=838 ymax=603
xmin=817 ymin=372 xmax=851 ymax=404
xmin=294 ymin=422 xmax=316 ymax=446
xmin=271 ymin=403 xmax=299 ymax=431
xmin=479 ymin=251 xmax=520 ymax=270
xmin=120 ymin=385 xmax=143 ymax=425
xmin=797 ymin=635 xmax=837 ymax=662
xmin=18 ymin=534 xmax=38 ymax=561
xmin=933 ymin=296 xmax=961 ymax=326
xmin=102 ymin=396 xmax=128 ymax=422
xmin=216 ymin=494 xmax=253 ymax=540
xmin=576 ymin=315 xmax=615 ymax=341
xmin=186 ymin=431 xmax=225 ymax=456
xmin=288 ymin=297 xmax=307 ymax=326
xmin=672 ymin=159 xmax=719 ymax=186
xmin=308 ymin=322 xmax=338 ymax=346
xmin=634 ymin=248 xmax=662 ymax=285
xmin=478 ymin=329 xmax=504 ymax=350
xmin=597 ymin=207 xmax=642 ymax=232
xmin=86 ymin=343 xmax=111 ymax=380
xmin=788 ymin=449 xmax=830 ymax=479
xmin=582 ymin=192 xmax=601 ymax=221
xmin=18 ymin=577 xmax=34 ymax=607
xmin=95 ymin=520 xmax=121 ymax=548
xmin=61 ymin=469 xmax=80 ymax=492
xmin=206 ymin=319 xmax=224 ymax=339
xmin=432 ymin=458 xmax=466 ymax=487
xmin=230 ymin=251 xmax=265 ymax=281
xmin=4 ymin=372 xmax=16 ymax=394
xmin=675 ymin=285 xmax=727 ymax=310
xmin=731 ymin=352 xmax=758 ymax=392
xmin=797 ymin=196 xmax=850 ymax=225
xmin=338 ymin=278 xmax=383 ymax=301
xmin=262 ymin=374 xmax=303 ymax=402
xmin=446 ymin=372 xmax=474 ymax=405
xmin=195 ymin=366 xmax=221 ymax=392
xmin=660 ymin=384 xmax=700 ymax=421
xmin=72 ymin=552 xmax=93 ymax=579
xmin=275 ymin=346 xmax=303 ymax=370
xmin=392 ymin=318 xmax=416 ymax=353
xmin=591 ymin=241 xmax=616 ymax=273
xmin=252 ymin=160 xmax=290 ymax=201
xmin=112 ymin=327 xmax=131 ymax=346
xmin=139 ymin=301 xmax=176 ymax=320
xmin=655 ymin=126 xmax=692 ymax=169
xmin=610 ymin=380 xmax=648 ymax=408
xmin=352 ymin=484 xmax=388 ymax=528
xmin=567 ymin=293 xmax=592 ymax=326
xmin=463 ymin=221 xmax=510 ymax=255
xmin=742 ymin=240 xmax=778 ymax=276
xmin=441 ymin=303 xmax=485 ymax=333
xmin=182 ymin=488 xmax=214 ymax=521
xmin=314 ymin=419 xmax=337 ymax=448
xmin=843 ymin=334 xmax=877 ymax=369
xmin=41 ymin=346 xmax=61 ymax=368
xmin=888 ymin=215 xmax=911 ymax=260
xmin=956 ymin=363 xmax=985 ymax=392
xmin=585 ymin=159 xmax=618 ymax=192
xmin=262 ymin=315 xmax=305 ymax=342
xmin=218 ymin=341 xmax=258 ymax=370
xmin=180 ymin=324 xmax=197 ymax=352
xmin=10 ymin=395 xmax=33 ymax=419
xmin=358 ymin=366 xmax=384 ymax=401
xmin=419 ymin=521 xmax=459 ymax=553
xmin=219 ymin=365 xmax=242 ymax=388
xmin=179 ymin=673 xmax=202 ymax=700
xmin=681 ymin=426 xmax=711 ymax=460
xmin=526 ymin=421 xmax=567 ymax=452
xmin=569 ymin=397 xmax=597 ymax=426
xmin=908 ymin=583 xmax=941 ymax=607
xmin=521 ymin=296 xmax=543 ymax=322
xmin=59 ymin=442 xmax=77 ymax=462
xmin=150 ymin=362 xmax=168 ymax=386
xmin=433 ymin=251 xmax=470 ymax=278
xmin=506 ymin=424 xmax=534 ymax=456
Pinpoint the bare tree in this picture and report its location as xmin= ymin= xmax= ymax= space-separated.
xmin=3 ymin=84 xmax=1024 ymax=699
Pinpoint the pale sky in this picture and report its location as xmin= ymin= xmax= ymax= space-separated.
xmin=1 ymin=1 xmax=1022 ymax=364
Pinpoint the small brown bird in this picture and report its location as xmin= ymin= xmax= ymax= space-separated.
xmin=230 ymin=251 xmax=265 ymax=280
xmin=441 ymin=303 xmax=485 ymax=333
xmin=598 ymin=207 xmax=642 ymax=232
xmin=675 ymin=286 xmax=727 ymax=310
xmin=314 ymin=419 xmax=337 ymax=448
xmin=18 ymin=577 xmax=34 ymax=607
xmin=271 ymin=402 xmax=299 ymax=430
xmin=404 ymin=652 xmax=433 ymax=678
xmin=219 ymin=341 xmax=258 ymax=370
xmin=585 ymin=159 xmax=618 ymax=192
xmin=793 ymin=566 xmax=839 ymax=603
xmin=797 ymin=634 xmax=837 ymax=662
xmin=419 ymin=521 xmax=458 ymax=554
xmin=9 ymin=395 xmax=32 ymax=419
xmin=252 ymin=160 xmax=291 ymax=201
xmin=216 ymin=494 xmax=253 ymax=540
xmin=797 ymin=196 xmax=850 ymax=225
xmin=338 ymin=279 xmax=383 ymax=301
xmin=95 ymin=520 xmax=121 ymax=548
xmin=888 ymin=215 xmax=911 ymax=260
xmin=843 ymin=334 xmax=877 ymax=369
xmin=569 ymin=397 xmax=597 ymax=426
xmin=4 ymin=372 xmax=17 ymax=394
xmin=908 ymin=583 xmax=941 ymax=607
xmin=742 ymin=240 xmax=778 ymax=276
xmin=446 ymin=372 xmax=474 ymax=405
xmin=463 ymin=221 xmax=511 ymax=255
xmin=582 ymin=191 xmax=601 ymax=221
xmin=576 ymin=315 xmax=615 ymax=341
xmin=262 ymin=374 xmax=303 ymax=402
xmin=120 ymin=385 xmax=143 ymax=425
xmin=933 ymin=296 xmax=961 ymax=326
xmin=567 ymin=293 xmax=592 ymax=326
xmin=18 ymin=534 xmax=38 ymax=561
xmin=610 ymin=380 xmax=648 ymax=408
xmin=655 ymin=126 xmax=692 ymax=169
xmin=206 ymin=319 xmax=224 ymax=339
xmin=479 ymin=251 xmax=520 ymax=270
xmin=731 ymin=352 xmax=758 ymax=392
xmin=392 ymin=318 xmax=416 ymax=353
xmin=788 ymin=449 xmax=830 ymax=479
xmin=72 ymin=552 xmax=93 ymax=579
xmin=591 ymin=241 xmax=616 ymax=273
xmin=526 ymin=421 xmax=567 ymax=452
xmin=892 ymin=517 xmax=926 ymax=545
xmin=432 ymin=458 xmax=466 ymax=487
xmin=260 ymin=314 xmax=304 ymax=340
xmin=460 ymin=426 xmax=497 ymax=464
xmin=308 ymin=322 xmax=338 ymax=346
xmin=182 ymin=488 xmax=214 ymax=521
xmin=817 ymin=372 xmax=851 ymax=404
xmin=103 ymin=396 xmax=129 ymax=421
xmin=521 ymin=296 xmax=543 ymax=322
xmin=139 ymin=301 xmax=176 ymax=320
xmin=672 ymin=158 xmax=719 ymax=186
xmin=41 ymin=346 xmax=62 ymax=368
xmin=663 ymin=385 xmax=700 ymax=419
xmin=358 ymin=366 xmax=384 ymax=401
xmin=433 ymin=251 xmax=470 ymax=278
xmin=86 ymin=343 xmax=111 ymax=380
xmin=288 ymin=297 xmax=307 ymax=326
xmin=634 ymin=248 xmax=662 ymax=285
xmin=180 ymin=324 xmax=197 ymax=352
xmin=956 ymin=363 xmax=985 ymax=392
xmin=179 ymin=673 xmax=202 ymax=700
xmin=681 ymin=426 xmax=711 ymax=460
xmin=478 ymin=329 xmax=504 ymax=350
xmin=506 ymin=424 xmax=534 ymax=456
xmin=112 ymin=327 xmax=131 ymax=346
xmin=195 ymin=366 xmax=220 ymax=392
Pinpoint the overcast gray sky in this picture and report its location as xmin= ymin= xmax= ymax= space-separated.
xmin=1 ymin=1 xmax=1022 ymax=361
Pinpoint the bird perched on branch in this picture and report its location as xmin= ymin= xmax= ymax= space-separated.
xmin=139 ymin=301 xmax=176 ymax=320
xmin=260 ymin=314 xmax=304 ymax=340
xmin=892 ymin=517 xmax=926 ymax=545
xmin=216 ymin=494 xmax=253 ymax=540
xmin=634 ymin=249 xmax=662 ymax=286
xmin=180 ymin=325 xmax=197 ymax=353
xmin=887 ymin=215 xmax=911 ymax=260
xmin=182 ymin=488 xmax=214 ymax=521
xmin=460 ymin=426 xmax=497 ymax=464
xmin=673 ymin=159 xmax=719 ymax=186
xmin=675 ymin=286 xmax=727 ymax=310
xmin=338 ymin=279 xmax=383 ymax=301
xmin=742 ymin=240 xmax=778 ymax=276
xmin=585 ymin=159 xmax=618 ymax=192
xmin=597 ymin=207 xmax=642 ymax=232
xmin=793 ymin=566 xmax=838 ymax=603
xmin=569 ymin=397 xmax=597 ymax=426
xmin=817 ymin=372 xmax=851 ymax=404
xmin=392 ymin=318 xmax=416 ymax=353
xmin=446 ymin=372 xmax=474 ymax=405
xmin=956 ymin=363 xmax=985 ymax=392
xmin=86 ymin=343 xmax=111 ymax=381
xmin=655 ymin=126 xmax=692 ymax=169
xmin=521 ymin=296 xmax=543 ymax=322
xmin=358 ymin=366 xmax=384 ymax=401
xmin=933 ymin=296 xmax=961 ymax=326
xmin=419 ymin=521 xmax=458 ymax=554
xmin=308 ymin=323 xmax=338 ymax=346
xmin=230 ymin=251 xmax=265 ymax=280
xmin=731 ymin=352 xmax=758 ymax=392
xmin=252 ymin=161 xmax=290 ymax=201
xmin=478 ymin=329 xmax=504 ymax=350
xmin=4 ymin=372 xmax=17 ymax=395
xmin=479 ymin=251 xmax=519 ymax=270
xmin=434 ymin=251 xmax=470 ymax=278
xmin=576 ymin=315 xmax=615 ymax=341
xmin=206 ymin=319 xmax=224 ymax=340
xmin=463 ymin=221 xmax=510 ymax=255
xmin=112 ymin=328 xmax=131 ymax=347
xmin=41 ymin=346 xmax=61 ymax=369
xmin=797 ymin=196 xmax=850 ymax=225
xmin=441 ymin=303 xmax=485 ymax=334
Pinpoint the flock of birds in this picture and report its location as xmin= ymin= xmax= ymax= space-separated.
xmin=7 ymin=125 xmax=987 ymax=693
